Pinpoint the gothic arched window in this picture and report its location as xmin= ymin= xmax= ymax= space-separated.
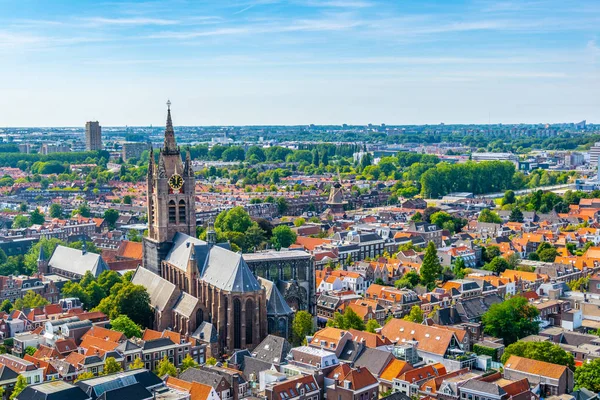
xmin=179 ymin=199 xmax=186 ymax=223
xmin=169 ymin=200 xmax=176 ymax=223
xmin=233 ymin=298 xmax=242 ymax=349
xmin=245 ymin=299 xmax=254 ymax=345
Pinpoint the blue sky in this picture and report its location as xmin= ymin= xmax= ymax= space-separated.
xmin=0 ymin=0 xmax=598 ymax=126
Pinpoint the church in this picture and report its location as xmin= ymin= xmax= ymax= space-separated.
xmin=133 ymin=102 xmax=292 ymax=356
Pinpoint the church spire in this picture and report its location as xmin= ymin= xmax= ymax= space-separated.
xmin=163 ymin=100 xmax=177 ymax=153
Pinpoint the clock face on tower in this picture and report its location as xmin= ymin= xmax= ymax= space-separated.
xmin=168 ymin=174 xmax=184 ymax=190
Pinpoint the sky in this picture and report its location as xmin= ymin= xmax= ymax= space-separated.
xmin=0 ymin=0 xmax=599 ymax=127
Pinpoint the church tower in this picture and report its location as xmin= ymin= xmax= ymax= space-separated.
xmin=143 ymin=101 xmax=196 ymax=275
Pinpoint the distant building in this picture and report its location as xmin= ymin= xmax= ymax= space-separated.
xmin=40 ymin=143 xmax=70 ymax=155
xmin=85 ymin=121 xmax=102 ymax=151
xmin=471 ymin=152 xmax=518 ymax=162
xmin=18 ymin=144 xmax=32 ymax=154
xmin=121 ymin=142 xmax=149 ymax=161
xmin=565 ymin=152 xmax=584 ymax=168
xmin=589 ymin=142 xmax=600 ymax=166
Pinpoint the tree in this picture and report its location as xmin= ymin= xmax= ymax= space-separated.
xmin=483 ymin=257 xmax=511 ymax=274
xmin=180 ymin=354 xmax=199 ymax=372
xmin=509 ymin=206 xmax=524 ymax=222
xmin=111 ymin=315 xmax=142 ymax=338
xmin=103 ymin=209 xmax=119 ymax=229
xmin=365 ymin=319 xmax=381 ymax=333
xmin=85 ymin=281 xmax=106 ymax=309
xmin=276 ymin=197 xmax=289 ymax=215
xmin=292 ymin=311 xmax=314 ymax=346
xmin=24 ymin=346 xmax=37 ymax=356
xmin=483 ymin=246 xmax=502 ymax=263
xmin=294 ymin=217 xmax=306 ymax=227
xmin=478 ymin=208 xmax=502 ymax=224
xmin=75 ymin=371 xmax=95 ymax=382
xmin=215 ymin=207 xmax=253 ymax=233
xmin=10 ymin=375 xmax=27 ymax=400
xmin=49 ymin=203 xmax=63 ymax=218
xmin=12 ymin=215 xmax=31 ymax=229
xmin=395 ymin=270 xmax=420 ymax=290
xmin=112 ymin=283 xmax=154 ymax=328
xmin=156 ymin=356 xmax=177 ymax=377
xmin=403 ymin=305 xmax=424 ymax=323
xmin=61 ymin=282 xmax=91 ymax=309
xmin=104 ymin=357 xmax=123 ymax=374
xmin=0 ymin=300 xmax=12 ymax=313
xmin=130 ymin=357 xmax=144 ymax=370
xmin=206 ymin=357 xmax=217 ymax=366
xmin=420 ymin=242 xmax=442 ymax=289
xmin=97 ymin=271 xmax=122 ymax=294
xmin=16 ymin=291 xmax=49 ymax=310
xmin=482 ymin=296 xmax=540 ymax=345
xmin=453 ymin=257 xmax=467 ymax=279
xmin=243 ymin=223 xmax=266 ymax=252
xmin=502 ymin=190 xmax=516 ymax=205
xmin=538 ymin=247 xmax=558 ymax=262
xmin=30 ymin=208 xmax=45 ymax=225
xmin=410 ymin=212 xmax=422 ymax=222
xmin=271 ymin=225 xmax=297 ymax=250
xmin=501 ymin=341 xmax=574 ymax=370
xmin=575 ymin=358 xmax=600 ymax=392
xmin=327 ymin=308 xmax=366 ymax=331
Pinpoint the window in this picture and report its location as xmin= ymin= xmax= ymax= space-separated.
xmin=35 ymin=375 xmax=40 ymax=383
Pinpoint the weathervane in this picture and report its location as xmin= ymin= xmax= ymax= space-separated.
xmin=167 ymin=99 xmax=171 ymax=110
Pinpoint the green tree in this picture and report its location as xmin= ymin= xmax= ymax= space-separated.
xmin=501 ymin=341 xmax=574 ymax=370
xmin=206 ymin=357 xmax=217 ymax=366
xmin=509 ymin=206 xmax=524 ymax=222
xmin=420 ymin=242 xmax=442 ymax=289
xmin=17 ymin=291 xmax=49 ymax=309
xmin=104 ymin=357 xmax=123 ymax=374
xmin=10 ymin=375 xmax=27 ymax=400
xmin=30 ymin=208 xmax=45 ymax=225
xmin=75 ymin=371 xmax=95 ymax=382
xmin=276 ymin=197 xmax=289 ymax=215
xmin=365 ymin=319 xmax=381 ymax=333
xmin=113 ymin=283 xmax=154 ymax=327
xmin=97 ymin=270 xmax=122 ymax=294
xmin=483 ymin=257 xmax=511 ymax=274
xmin=538 ymin=247 xmax=558 ymax=262
xmin=410 ymin=212 xmax=422 ymax=222
xmin=156 ymin=356 xmax=177 ymax=377
xmin=12 ymin=215 xmax=31 ymax=229
xmin=292 ymin=310 xmax=314 ymax=346
xmin=180 ymin=354 xmax=199 ymax=372
xmin=215 ymin=207 xmax=253 ymax=233
xmin=103 ymin=209 xmax=120 ymax=229
xmin=482 ymin=296 xmax=540 ymax=345
xmin=243 ymin=223 xmax=266 ymax=252
xmin=478 ymin=208 xmax=502 ymax=224
xmin=0 ymin=300 xmax=12 ymax=313
xmin=294 ymin=217 xmax=306 ymax=227
xmin=575 ymin=358 xmax=600 ymax=392
xmin=111 ymin=315 xmax=142 ymax=338
xmin=130 ymin=357 xmax=144 ymax=370
xmin=394 ymin=270 xmax=420 ymax=290
xmin=24 ymin=346 xmax=37 ymax=356
xmin=501 ymin=190 xmax=516 ymax=205
xmin=85 ymin=281 xmax=106 ymax=309
xmin=453 ymin=257 xmax=467 ymax=279
xmin=327 ymin=309 xmax=366 ymax=330
xmin=49 ymin=203 xmax=64 ymax=219
xmin=61 ymin=282 xmax=91 ymax=309
xmin=403 ymin=305 xmax=424 ymax=323
xmin=271 ymin=225 xmax=297 ymax=250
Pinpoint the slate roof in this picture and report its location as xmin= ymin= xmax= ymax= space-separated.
xmin=251 ymin=335 xmax=292 ymax=365
xmin=191 ymin=322 xmax=218 ymax=343
xmin=142 ymin=337 xmax=176 ymax=350
xmin=242 ymin=357 xmax=276 ymax=383
xmin=353 ymin=347 xmax=394 ymax=376
xmin=257 ymin=278 xmax=293 ymax=316
xmin=0 ymin=364 xmax=19 ymax=383
xmin=179 ymin=368 xmax=225 ymax=387
xmin=131 ymin=267 xmax=177 ymax=312
xmin=461 ymin=380 xmax=507 ymax=396
xmin=380 ymin=392 xmax=412 ymax=400
xmin=173 ymin=292 xmax=199 ymax=318
xmin=48 ymin=246 xmax=109 ymax=277
xmin=115 ymin=340 xmax=141 ymax=353
xmin=97 ymin=382 xmax=152 ymax=400
xmin=165 ymin=232 xmax=262 ymax=293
